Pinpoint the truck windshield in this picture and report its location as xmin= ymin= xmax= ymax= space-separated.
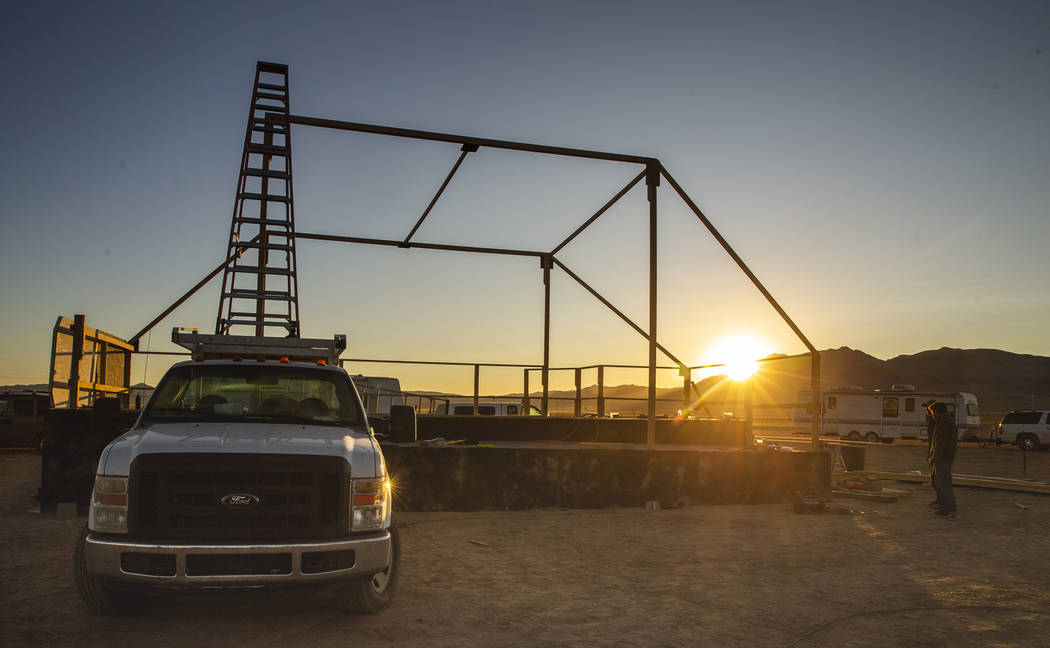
xmin=142 ymin=364 xmax=363 ymax=427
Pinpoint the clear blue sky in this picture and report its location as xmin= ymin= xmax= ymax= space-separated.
xmin=1 ymin=0 xmax=1047 ymax=395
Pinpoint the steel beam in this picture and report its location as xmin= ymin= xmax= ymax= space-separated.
xmin=129 ymin=236 xmax=259 ymax=348
xmin=296 ymin=232 xmax=545 ymax=258
xmin=69 ymin=314 xmax=85 ymax=409
xmin=343 ymin=357 xmax=540 ymax=368
xmin=549 ymin=258 xmax=686 ymax=369
xmin=289 ymin=115 xmax=654 ymax=165
xmin=681 ymin=367 xmax=691 ymax=412
xmin=541 ymin=256 xmax=551 ymax=415
xmin=646 ymin=162 xmax=659 ymax=449
xmin=574 ymin=368 xmax=582 ymax=417
xmin=550 ymin=170 xmax=646 ymax=256
xmin=402 ymin=144 xmax=477 ymax=246
xmin=597 ymin=366 xmax=605 ymax=417
xmin=660 ymin=166 xmax=822 ymax=446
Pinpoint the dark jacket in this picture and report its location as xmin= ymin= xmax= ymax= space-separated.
xmin=928 ymin=414 xmax=957 ymax=464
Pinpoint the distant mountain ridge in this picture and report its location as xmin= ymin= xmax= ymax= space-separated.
xmin=0 ymin=383 xmax=48 ymax=392
xmin=745 ymin=347 xmax=1050 ymax=421
xmin=490 ymin=347 xmax=1050 ymax=420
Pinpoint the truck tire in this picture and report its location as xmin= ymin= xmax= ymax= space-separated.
xmin=846 ymin=431 xmax=861 ymax=441
xmin=864 ymin=432 xmax=879 ymax=444
xmin=73 ymin=527 xmax=140 ymax=615
xmin=338 ymin=526 xmax=401 ymax=614
xmin=1017 ymin=434 xmax=1040 ymax=452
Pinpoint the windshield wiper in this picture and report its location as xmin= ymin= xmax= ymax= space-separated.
xmin=143 ymin=407 xmax=202 ymax=419
xmin=235 ymin=414 xmax=341 ymax=425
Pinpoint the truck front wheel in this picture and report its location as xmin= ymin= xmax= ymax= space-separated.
xmin=73 ymin=527 xmax=141 ymax=615
xmin=338 ymin=526 xmax=401 ymax=614
xmin=1018 ymin=434 xmax=1040 ymax=452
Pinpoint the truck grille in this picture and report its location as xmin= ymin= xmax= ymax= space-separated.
xmin=128 ymin=454 xmax=349 ymax=541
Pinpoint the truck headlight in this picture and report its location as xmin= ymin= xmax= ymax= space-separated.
xmin=89 ymin=476 xmax=128 ymax=534
xmin=351 ymin=477 xmax=391 ymax=531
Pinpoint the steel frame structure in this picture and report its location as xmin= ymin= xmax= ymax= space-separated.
xmin=128 ymin=64 xmax=822 ymax=449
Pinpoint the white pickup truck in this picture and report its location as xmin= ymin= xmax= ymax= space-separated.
xmin=74 ymin=330 xmax=400 ymax=615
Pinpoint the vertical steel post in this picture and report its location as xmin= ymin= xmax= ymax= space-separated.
xmin=541 ymin=256 xmax=551 ymax=415
xmin=681 ymin=367 xmax=691 ymax=414
xmin=122 ymin=347 xmax=132 ymax=409
xmin=597 ymin=365 xmax=605 ymax=417
xmin=646 ymin=162 xmax=660 ymax=449
xmin=69 ymin=314 xmax=86 ymax=410
xmin=574 ymin=368 xmax=582 ymax=417
xmin=523 ymin=369 xmax=530 ymax=413
xmin=97 ymin=341 xmax=108 ymax=402
xmin=473 ymin=363 xmax=480 ymax=416
xmin=810 ymin=351 xmax=822 ymax=448
xmin=746 ymin=378 xmax=753 ymax=425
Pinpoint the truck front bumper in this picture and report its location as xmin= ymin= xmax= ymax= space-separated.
xmin=85 ymin=530 xmax=391 ymax=587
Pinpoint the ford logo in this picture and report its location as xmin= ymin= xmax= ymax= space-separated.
xmin=220 ymin=493 xmax=261 ymax=509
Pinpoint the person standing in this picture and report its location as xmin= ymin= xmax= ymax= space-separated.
xmin=928 ymin=401 xmax=958 ymax=520
xmin=924 ymin=401 xmax=938 ymax=510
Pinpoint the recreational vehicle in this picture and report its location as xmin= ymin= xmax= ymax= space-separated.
xmin=436 ymin=401 xmax=542 ymax=416
xmin=795 ymin=385 xmax=980 ymax=443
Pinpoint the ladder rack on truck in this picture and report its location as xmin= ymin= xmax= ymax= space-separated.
xmin=172 ymin=328 xmax=346 ymax=364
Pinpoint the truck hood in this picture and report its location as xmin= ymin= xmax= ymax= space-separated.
xmin=98 ymin=422 xmax=378 ymax=477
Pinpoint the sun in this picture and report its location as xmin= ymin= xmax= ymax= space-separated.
xmin=702 ymin=334 xmax=772 ymax=381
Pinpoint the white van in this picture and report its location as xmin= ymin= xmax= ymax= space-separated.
xmin=437 ymin=401 xmax=542 ymax=416
xmin=997 ymin=411 xmax=1050 ymax=451
xmin=795 ymin=385 xmax=980 ymax=443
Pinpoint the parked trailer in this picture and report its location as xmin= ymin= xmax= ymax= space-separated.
xmin=795 ymin=385 xmax=980 ymax=443
xmin=350 ymin=375 xmax=405 ymax=416
xmin=434 ymin=401 xmax=542 ymax=416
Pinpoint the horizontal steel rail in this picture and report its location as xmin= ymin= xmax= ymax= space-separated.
xmin=344 ymin=358 xmax=541 ymax=369
xmin=295 ymin=232 xmax=546 ymax=258
xmin=289 ymin=115 xmax=655 ymax=166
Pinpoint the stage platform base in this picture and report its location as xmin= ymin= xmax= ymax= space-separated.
xmin=382 ymin=441 xmax=830 ymax=511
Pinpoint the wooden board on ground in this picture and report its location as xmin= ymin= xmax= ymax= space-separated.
xmin=834 ymin=471 xmax=1050 ymax=495
xmin=577 ymin=442 xmax=637 ymax=450
xmin=832 ymin=489 xmax=901 ymax=502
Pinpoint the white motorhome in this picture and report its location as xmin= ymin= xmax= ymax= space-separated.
xmin=795 ymin=385 xmax=980 ymax=443
xmin=436 ymin=401 xmax=542 ymax=416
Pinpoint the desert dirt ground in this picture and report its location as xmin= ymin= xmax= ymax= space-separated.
xmin=2 ymin=443 xmax=1050 ymax=648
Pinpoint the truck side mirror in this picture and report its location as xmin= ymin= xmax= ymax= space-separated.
xmin=388 ymin=405 xmax=417 ymax=443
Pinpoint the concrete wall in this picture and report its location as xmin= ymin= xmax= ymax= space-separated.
xmin=383 ymin=445 xmax=830 ymax=511
xmin=412 ymin=416 xmax=751 ymax=446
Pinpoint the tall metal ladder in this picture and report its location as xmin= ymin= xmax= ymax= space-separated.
xmin=216 ymin=61 xmax=301 ymax=337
